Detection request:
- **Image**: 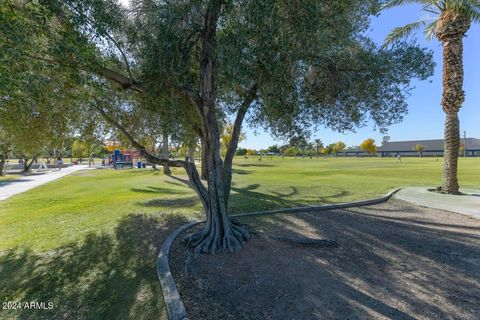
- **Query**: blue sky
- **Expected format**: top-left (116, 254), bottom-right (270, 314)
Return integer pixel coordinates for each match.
top-left (239, 4), bottom-right (480, 149)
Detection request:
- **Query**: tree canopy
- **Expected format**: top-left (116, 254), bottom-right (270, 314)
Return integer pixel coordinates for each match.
top-left (1, 0), bottom-right (435, 253)
top-left (360, 138), bottom-right (377, 155)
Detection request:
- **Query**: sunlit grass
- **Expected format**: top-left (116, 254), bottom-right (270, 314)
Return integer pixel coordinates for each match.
top-left (1, 157), bottom-right (479, 251)
top-left (0, 157), bottom-right (478, 319)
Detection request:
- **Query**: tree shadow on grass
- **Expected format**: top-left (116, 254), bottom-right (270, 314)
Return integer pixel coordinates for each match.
top-left (0, 179), bottom-right (35, 187)
top-left (229, 184), bottom-right (299, 211)
top-left (234, 163), bottom-right (275, 168)
top-left (229, 184), bottom-right (350, 212)
top-left (164, 175), bottom-right (352, 213)
top-left (231, 168), bottom-right (252, 175)
top-left (0, 214), bottom-right (188, 320)
top-left (130, 186), bottom-right (189, 195)
top-left (139, 197), bottom-right (199, 208)
top-left (163, 180), bottom-right (186, 187)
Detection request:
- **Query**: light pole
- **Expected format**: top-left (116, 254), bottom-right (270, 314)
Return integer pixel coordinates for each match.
top-left (464, 131), bottom-right (467, 158)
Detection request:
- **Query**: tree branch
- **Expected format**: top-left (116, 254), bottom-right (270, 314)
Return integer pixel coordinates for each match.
top-left (26, 53), bottom-right (145, 93)
top-left (97, 67), bottom-right (145, 93)
top-left (180, 85), bottom-right (202, 107)
top-left (97, 107), bottom-right (209, 204)
top-left (222, 83), bottom-right (257, 206)
top-left (66, 2), bottom-right (135, 83)
top-left (223, 83), bottom-right (258, 169)
top-left (178, 85), bottom-right (207, 138)
top-left (97, 108), bottom-right (180, 167)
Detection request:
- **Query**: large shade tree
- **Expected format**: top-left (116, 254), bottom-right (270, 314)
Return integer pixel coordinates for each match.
top-left (1, 0), bottom-right (89, 171)
top-left (4, 0), bottom-right (434, 253)
top-left (382, 0), bottom-right (480, 194)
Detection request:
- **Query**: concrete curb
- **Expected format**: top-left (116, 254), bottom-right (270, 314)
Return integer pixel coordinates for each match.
top-left (157, 188), bottom-right (401, 320)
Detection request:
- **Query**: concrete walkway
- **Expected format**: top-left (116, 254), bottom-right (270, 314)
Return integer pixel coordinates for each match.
top-left (0, 165), bottom-right (92, 201)
top-left (395, 187), bottom-right (480, 219)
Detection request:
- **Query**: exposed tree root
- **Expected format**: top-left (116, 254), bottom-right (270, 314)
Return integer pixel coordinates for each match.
top-left (186, 220), bottom-right (251, 255)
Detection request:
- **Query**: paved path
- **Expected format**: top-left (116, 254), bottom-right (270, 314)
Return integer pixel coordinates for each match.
top-left (0, 165), bottom-right (92, 201)
top-left (395, 187), bottom-right (480, 219)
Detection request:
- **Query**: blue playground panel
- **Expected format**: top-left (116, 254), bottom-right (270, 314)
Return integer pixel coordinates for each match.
top-left (111, 150), bottom-right (134, 169)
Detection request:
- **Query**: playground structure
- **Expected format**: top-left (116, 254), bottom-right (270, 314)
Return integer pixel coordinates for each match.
top-left (107, 149), bottom-right (144, 169)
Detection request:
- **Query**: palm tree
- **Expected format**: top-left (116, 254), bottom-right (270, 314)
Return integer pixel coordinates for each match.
top-left (382, 0), bottom-right (480, 194)
top-left (314, 138), bottom-right (323, 158)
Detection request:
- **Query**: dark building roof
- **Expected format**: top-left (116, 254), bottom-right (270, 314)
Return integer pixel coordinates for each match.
top-left (377, 138), bottom-right (480, 152)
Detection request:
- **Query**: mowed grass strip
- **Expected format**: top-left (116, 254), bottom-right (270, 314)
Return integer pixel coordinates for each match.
top-left (0, 169), bottom-right (202, 251)
top-left (228, 157), bottom-right (480, 211)
top-left (0, 169), bottom-right (198, 320)
top-left (1, 157), bottom-right (479, 251)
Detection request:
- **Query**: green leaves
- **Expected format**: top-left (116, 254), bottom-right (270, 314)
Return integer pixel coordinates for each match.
top-left (301, 40), bottom-right (434, 134)
top-left (0, 1), bottom-right (98, 158)
top-left (1, 0), bottom-right (436, 157)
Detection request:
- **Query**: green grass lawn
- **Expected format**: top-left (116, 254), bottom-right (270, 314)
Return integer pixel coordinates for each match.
top-left (229, 156), bottom-right (480, 211)
top-left (0, 157), bottom-right (478, 319)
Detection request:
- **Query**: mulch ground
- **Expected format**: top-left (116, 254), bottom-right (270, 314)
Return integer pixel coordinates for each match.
top-left (170, 199), bottom-right (480, 320)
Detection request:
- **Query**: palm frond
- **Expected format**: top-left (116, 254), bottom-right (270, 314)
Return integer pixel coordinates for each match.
top-left (445, 0), bottom-right (480, 23)
top-left (423, 6), bottom-right (440, 14)
top-left (446, 0), bottom-right (477, 11)
top-left (424, 20), bottom-right (438, 39)
top-left (470, 9), bottom-right (480, 23)
top-left (383, 21), bottom-right (425, 47)
top-left (463, 1), bottom-right (480, 23)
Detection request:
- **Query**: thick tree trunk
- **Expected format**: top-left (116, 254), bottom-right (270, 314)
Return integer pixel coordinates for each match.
top-left (96, 1), bottom-right (252, 254)
top-left (186, 127), bottom-right (250, 254)
top-left (184, 2), bottom-right (250, 253)
top-left (161, 131), bottom-right (171, 175)
top-left (437, 12), bottom-right (469, 194)
top-left (442, 113), bottom-right (460, 193)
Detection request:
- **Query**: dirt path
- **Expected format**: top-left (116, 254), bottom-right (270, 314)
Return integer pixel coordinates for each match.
top-left (171, 199), bottom-right (480, 320)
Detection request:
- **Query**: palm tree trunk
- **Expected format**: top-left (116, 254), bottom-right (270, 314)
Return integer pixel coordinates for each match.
top-left (443, 113), bottom-right (460, 193)
top-left (437, 12), bottom-right (470, 194)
